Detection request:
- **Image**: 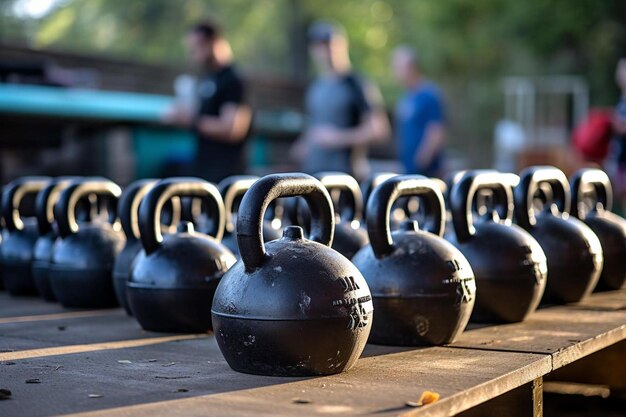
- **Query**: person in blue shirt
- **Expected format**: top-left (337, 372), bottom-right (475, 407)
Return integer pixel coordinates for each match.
top-left (391, 46), bottom-right (446, 176)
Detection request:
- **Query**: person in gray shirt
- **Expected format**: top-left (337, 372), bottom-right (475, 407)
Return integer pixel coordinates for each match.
top-left (291, 21), bottom-right (390, 178)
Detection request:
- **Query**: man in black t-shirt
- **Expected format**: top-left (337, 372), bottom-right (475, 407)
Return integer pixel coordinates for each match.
top-left (163, 21), bottom-right (251, 182)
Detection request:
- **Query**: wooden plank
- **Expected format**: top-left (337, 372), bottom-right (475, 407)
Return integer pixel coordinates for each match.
top-left (0, 292), bottom-right (79, 318)
top-left (0, 334), bottom-right (206, 362)
top-left (2, 289), bottom-right (623, 416)
top-left (0, 310), bottom-right (120, 325)
top-left (547, 340), bottom-right (626, 397)
top-left (566, 289), bottom-right (626, 312)
top-left (0, 301), bottom-right (551, 417)
top-left (450, 303), bottom-right (626, 370)
top-left (0, 341), bottom-right (549, 417)
top-left (0, 310), bottom-right (157, 350)
top-left (456, 378), bottom-right (543, 417)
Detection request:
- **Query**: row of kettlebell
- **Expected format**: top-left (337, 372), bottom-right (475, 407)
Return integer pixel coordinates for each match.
top-left (1, 168), bottom-right (624, 378)
top-left (206, 168), bottom-right (626, 376)
top-left (0, 177), bottom-right (126, 305)
top-left (0, 175), bottom-right (279, 306)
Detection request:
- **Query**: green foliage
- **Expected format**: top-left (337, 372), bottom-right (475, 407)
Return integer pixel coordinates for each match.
top-left (2, 0), bottom-right (625, 164)
top-left (2, 0), bottom-right (625, 104)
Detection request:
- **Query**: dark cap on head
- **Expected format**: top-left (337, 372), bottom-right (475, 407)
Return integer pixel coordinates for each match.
top-left (190, 20), bottom-right (222, 39)
top-left (307, 21), bottom-right (346, 43)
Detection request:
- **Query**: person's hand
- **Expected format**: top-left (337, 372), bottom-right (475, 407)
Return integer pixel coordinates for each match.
top-left (414, 149), bottom-right (432, 173)
top-left (161, 105), bottom-right (194, 128)
top-left (289, 135), bottom-right (310, 163)
top-left (309, 125), bottom-right (344, 149)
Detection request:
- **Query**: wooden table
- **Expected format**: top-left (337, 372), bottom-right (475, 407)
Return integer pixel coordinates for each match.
top-left (0, 290), bottom-right (624, 417)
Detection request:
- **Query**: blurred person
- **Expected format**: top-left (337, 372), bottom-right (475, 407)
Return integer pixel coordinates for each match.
top-left (613, 58), bottom-right (626, 208)
top-left (391, 46), bottom-right (446, 177)
top-left (290, 21), bottom-right (390, 177)
top-left (163, 21), bottom-right (251, 182)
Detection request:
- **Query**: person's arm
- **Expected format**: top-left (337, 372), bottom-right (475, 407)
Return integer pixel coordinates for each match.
top-left (195, 103), bottom-right (252, 144)
top-left (413, 93), bottom-right (446, 170)
top-left (414, 122), bottom-right (445, 169)
top-left (614, 104), bottom-right (626, 135)
top-left (310, 80), bottom-right (390, 149)
top-left (310, 109), bottom-right (389, 149)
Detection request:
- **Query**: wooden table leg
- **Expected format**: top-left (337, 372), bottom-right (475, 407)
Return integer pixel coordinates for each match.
top-left (547, 340), bottom-right (626, 399)
top-left (456, 377), bottom-right (543, 417)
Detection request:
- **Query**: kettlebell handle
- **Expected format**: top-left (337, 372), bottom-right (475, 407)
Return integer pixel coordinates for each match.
top-left (450, 171), bottom-right (514, 243)
top-left (237, 173), bottom-right (335, 272)
top-left (2, 176), bottom-right (51, 232)
top-left (316, 172), bottom-right (363, 223)
top-left (118, 179), bottom-right (157, 242)
top-left (367, 175), bottom-right (445, 258)
top-left (514, 166), bottom-right (570, 229)
top-left (139, 178), bottom-right (225, 255)
top-left (56, 179), bottom-right (122, 238)
top-left (569, 168), bottom-right (613, 219)
top-left (218, 175), bottom-right (259, 234)
top-left (362, 172), bottom-right (397, 218)
top-left (35, 178), bottom-right (74, 235)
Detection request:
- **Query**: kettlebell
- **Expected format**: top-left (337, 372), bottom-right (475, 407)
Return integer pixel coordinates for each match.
top-left (363, 172), bottom-right (413, 229)
top-left (448, 171), bottom-right (547, 323)
top-left (218, 175), bottom-right (282, 257)
top-left (128, 178), bottom-right (236, 333)
top-left (32, 178), bottom-right (80, 301)
top-left (1, 177), bottom-right (50, 295)
top-left (570, 169), bottom-right (626, 290)
top-left (353, 175), bottom-right (475, 346)
top-left (362, 172), bottom-right (398, 211)
top-left (400, 177), bottom-right (449, 233)
top-left (444, 171), bottom-right (514, 240)
top-left (49, 178), bottom-right (124, 307)
top-left (112, 179), bottom-right (158, 315)
top-left (314, 172), bottom-right (369, 259)
top-left (212, 173), bottom-right (373, 377)
top-left (514, 167), bottom-right (603, 303)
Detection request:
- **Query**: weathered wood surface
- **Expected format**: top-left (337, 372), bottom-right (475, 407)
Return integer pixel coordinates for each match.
top-left (0, 292), bottom-right (549, 417)
top-left (568, 289), bottom-right (626, 312)
top-left (0, 289), bottom-right (624, 417)
top-left (547, 341), bottom-right (626, 396)
top-left (457, 378), bottom-right (543, 417)
top-left (0, 337), bottom-right (549, 417)
top-left (0, 292), bottom-right (101, 318)
top-left (450, 299), bottom-right (626, 370)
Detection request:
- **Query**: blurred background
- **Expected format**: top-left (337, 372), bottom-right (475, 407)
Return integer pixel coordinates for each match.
top-left (1, 0), bottom-right (626, 205)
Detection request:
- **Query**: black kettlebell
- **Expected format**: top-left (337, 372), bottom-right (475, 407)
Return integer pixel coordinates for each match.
top-left (362, 172), bottom-right (398, 211)
top-left (448, 171), bottom-right (547, 323)
top-left (212, 173), bottom-right (373, 377)
top-left (112, 179), bottom-right (158, 315)
top-left (570, 169), bottom-right (626, 290)
top-left (353, 175), bottom-right (475, 346)
top-left (49, 178), bottom-right (124, 307)
top-left (1, 177), bottom-right (50, 295)
top-left (514, 167), bottom-right (603, 303)
top-left (32, 178), bottom-right (81, 301)
top-left (316, 172), bottom-right (369, 259)
top-left (128, 178), bottom-right (236, 333)
top-left (444, 171), bottom-right (513, 240)
top-left (282, 173), bottom-right (369, 258)
top-left (400, 177), bottom-right (449, 233)
top-left (219, 175), bottom-right (282, 257)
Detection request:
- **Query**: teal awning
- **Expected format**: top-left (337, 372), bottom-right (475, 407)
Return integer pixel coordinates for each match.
top-left (0, 84), bottom-right (174, 123)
